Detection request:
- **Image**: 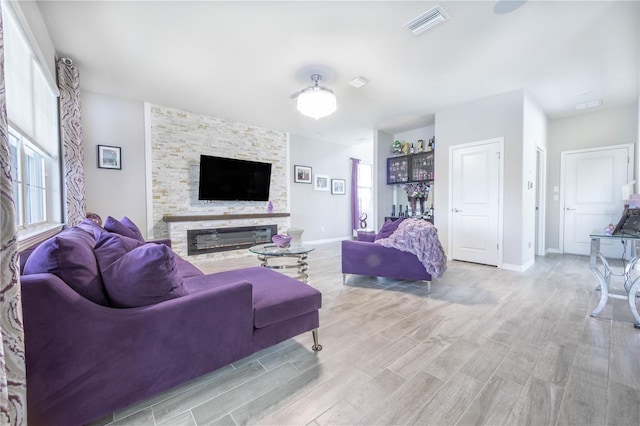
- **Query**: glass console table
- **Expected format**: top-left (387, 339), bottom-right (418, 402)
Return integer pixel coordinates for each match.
top-left (248, 243), bottom-right (314, 283)
top-left (589, 232), bottom-right (640, 328)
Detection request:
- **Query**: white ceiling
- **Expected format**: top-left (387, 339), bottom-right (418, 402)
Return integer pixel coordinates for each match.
top-left (36, 1), bottom-right (639, 144)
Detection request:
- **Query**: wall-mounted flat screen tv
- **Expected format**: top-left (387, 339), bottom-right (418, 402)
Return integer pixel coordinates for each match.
top-left (198, 155), bottom-right (272, 201)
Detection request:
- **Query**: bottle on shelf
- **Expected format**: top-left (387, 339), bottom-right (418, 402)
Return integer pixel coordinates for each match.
top-left (427, 138), bottom-right (433, 152)
top-left (410, 143), bottom-right (415, 154)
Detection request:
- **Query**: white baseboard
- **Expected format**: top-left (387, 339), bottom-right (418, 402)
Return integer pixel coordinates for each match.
top-left (306, 236), bottom-right (351, 245)
top-left (501, 258), bottom-right (535, 272)
top-left (546, 248), bottom-right (561, 254)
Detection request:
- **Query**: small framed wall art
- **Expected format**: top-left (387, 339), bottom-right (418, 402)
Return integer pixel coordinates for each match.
top-left (97, 145), bottom-right (122, 170)
top-left (331, 179), bottom-right (346, 195)
top-left (294, 165), bottom-right (312, 183)
top-left (314, 174), bottom-right (330, 191)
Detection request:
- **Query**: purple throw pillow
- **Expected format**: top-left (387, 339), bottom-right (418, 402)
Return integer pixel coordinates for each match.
top-left (104, 216), bottom-right (144, 242)
top-left (94, 231), bottom-right (144, 269)
top-left (375, 217), bottom-right (404, 241)
top-left (75, 218), bottom-right (103, 235)
top-left (93, 233), bottom-right (188, 308)
top-left (120, 216), bottom-right (145, 241)
top-left (23, 228), bottom-right (109, 306)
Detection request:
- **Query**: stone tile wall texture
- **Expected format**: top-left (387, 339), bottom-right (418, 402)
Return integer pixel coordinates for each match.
top-left (150, 104), bottom-right (289, 259)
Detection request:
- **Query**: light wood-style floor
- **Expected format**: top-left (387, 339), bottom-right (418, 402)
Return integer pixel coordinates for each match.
top-left (92, 241), bottom-right (640, 426)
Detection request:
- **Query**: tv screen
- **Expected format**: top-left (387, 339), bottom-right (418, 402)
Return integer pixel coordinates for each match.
top-left (198, 155), bottom-right (272, 201)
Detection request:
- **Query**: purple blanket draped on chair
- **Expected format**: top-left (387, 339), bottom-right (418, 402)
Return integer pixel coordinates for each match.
top-left (374, 219), bottom-right (447, 279)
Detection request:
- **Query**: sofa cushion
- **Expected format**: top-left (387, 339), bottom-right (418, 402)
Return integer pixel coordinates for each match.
top-left (23, 227), bottom-right (109, 305)
top-left (375, 217), bottom-right (404, 241)
top-left (175, 255), bottom-right (204, 278)
top-left (94, 232), bottom-right (189, 308)
top-left (104, 216), bottom-right (144, 242)
top-left (183, 267), bottom-right (321, 329)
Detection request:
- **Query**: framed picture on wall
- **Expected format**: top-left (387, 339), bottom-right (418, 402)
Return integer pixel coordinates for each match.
top-left (97, 145), bottom-right (122, 170)
top-left (331, 179), bottom-right (346, 195)
top-left (314, 174), bottom-right (329, 191)
top-left (294, 165), bottom-right (312, 183)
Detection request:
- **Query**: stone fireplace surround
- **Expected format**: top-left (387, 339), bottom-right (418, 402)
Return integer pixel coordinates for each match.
top-left (148, 104), bottom-right (290, 248)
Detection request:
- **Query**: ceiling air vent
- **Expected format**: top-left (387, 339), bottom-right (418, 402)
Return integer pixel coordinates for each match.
top-left (405, 5), bottom-right (449, 36)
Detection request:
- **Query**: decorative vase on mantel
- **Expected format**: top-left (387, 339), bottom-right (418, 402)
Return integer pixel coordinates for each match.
top-left (419, 197), bottom-right (426, 216)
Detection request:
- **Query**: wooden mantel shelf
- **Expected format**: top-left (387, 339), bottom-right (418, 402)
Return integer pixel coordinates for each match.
top-left (163, 213), bottom-right (290, 223)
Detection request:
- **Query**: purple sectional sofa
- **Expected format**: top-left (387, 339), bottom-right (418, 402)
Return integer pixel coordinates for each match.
top-left (19, 218), bottom-right (322, 426)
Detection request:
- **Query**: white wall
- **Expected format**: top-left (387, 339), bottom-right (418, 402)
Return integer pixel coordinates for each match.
top-left (546, 104), bottom-right (639, 250)
top-left (522, 92), bottom-right (548, 265)
top-left (81, 91), bottom-right (147, 233)
top-left (435, 90), bottom-right (525, 267)
top-left (290, 134), bottom-right (372, 242)
top-left (375, 130), bottom-right (394, 228)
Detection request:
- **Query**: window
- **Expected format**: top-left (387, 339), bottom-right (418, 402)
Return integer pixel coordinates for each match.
top-left (3, 2), bottom-right (61, 234)
top-left (10, 128), bottom-right (48, 227)
top-left (8, 133), bottom-right (22, 227)
top-left (357, 163), bottom-right (373, 223)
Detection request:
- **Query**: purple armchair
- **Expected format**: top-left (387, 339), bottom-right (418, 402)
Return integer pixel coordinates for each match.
top-left (341, 230), bottom-right (432, 292)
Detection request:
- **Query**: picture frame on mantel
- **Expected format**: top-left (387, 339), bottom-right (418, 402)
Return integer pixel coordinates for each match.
top-left (294, 165), bottom-right (312, 183)
top-left (97, 145), bottom-right (122, 170)
top-left (331, 179), bottom-right (346, 195)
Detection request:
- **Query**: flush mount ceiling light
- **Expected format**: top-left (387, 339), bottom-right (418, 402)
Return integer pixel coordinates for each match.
top-left (294, 74), bottom-right (337, 120)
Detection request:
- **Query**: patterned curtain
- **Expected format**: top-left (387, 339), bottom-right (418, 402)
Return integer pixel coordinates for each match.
top-left (57, 58), bottom-right (85, 226)
top-left (350, 158), bottom-right (360, 231)
top-left (0, 5), bottom-right (27, 425)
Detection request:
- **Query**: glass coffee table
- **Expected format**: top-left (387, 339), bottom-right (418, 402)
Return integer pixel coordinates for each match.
top-left (248, 243), bottom-right (315, 282)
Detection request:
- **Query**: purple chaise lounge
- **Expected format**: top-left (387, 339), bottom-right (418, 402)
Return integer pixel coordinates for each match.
top-left (19, 217), bottom-right (322, 426)
top-left (342, 218), bottom-right (443, 292)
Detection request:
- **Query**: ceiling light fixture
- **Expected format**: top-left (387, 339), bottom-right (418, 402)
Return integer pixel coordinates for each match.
top-left (296, 74), bottom-right (337, 120)
top-left (349, 76), bottom-right (368, 88)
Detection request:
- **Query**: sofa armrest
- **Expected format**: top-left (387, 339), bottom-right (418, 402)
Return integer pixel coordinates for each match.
top-left (21, 272), bottom-right (254, 425)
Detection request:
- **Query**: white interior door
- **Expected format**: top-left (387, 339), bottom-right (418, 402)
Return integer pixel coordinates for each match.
top-left (562, 145), bottom-right (632, 256)
top-left (451, 140), bottom-right (502, 266)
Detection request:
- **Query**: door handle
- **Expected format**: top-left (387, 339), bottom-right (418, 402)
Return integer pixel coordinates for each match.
top-left (453, 208), bottom-right (462, 213)
top-left (565, 207), bottom-right (576, 211)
